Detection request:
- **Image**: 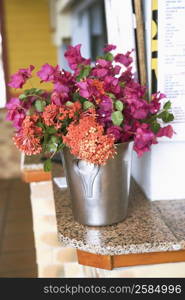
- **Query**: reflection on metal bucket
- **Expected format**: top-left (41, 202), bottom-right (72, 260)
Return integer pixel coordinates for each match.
top-left (61, 142), bottom-right (133, 226)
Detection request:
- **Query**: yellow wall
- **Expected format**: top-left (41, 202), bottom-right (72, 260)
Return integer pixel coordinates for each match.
top-left (4, 0), bottom-right (57, 92)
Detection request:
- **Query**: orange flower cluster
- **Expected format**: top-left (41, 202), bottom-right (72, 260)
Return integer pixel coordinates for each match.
top-left (58, 101), bottom-right (82, 121)
top-left (43, 104), bottom-right (59, 126)
top-left (63, 112), bottom-right (116, 165)
top-left (91, 79), bottom-right (105, 95)
top-left (42, 102), bottom-right (82, 129)
top-left (13, 115), bottom-right (43, 155)
top-left (91, 79), bottom-right (105, 104)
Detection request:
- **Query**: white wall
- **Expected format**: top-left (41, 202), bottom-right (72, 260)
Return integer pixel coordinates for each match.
top-left (105, 0), bottom-right (185, 201)
top-left (133, 0), bottom-right (185, 200)
top-left (132, 142), bottom-right (185, 200)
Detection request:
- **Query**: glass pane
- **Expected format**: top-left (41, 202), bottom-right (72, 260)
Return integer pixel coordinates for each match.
top-left (89, 0), bottom-right (107, 60)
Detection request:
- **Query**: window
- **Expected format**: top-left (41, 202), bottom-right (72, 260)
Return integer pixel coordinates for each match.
top-left (89, 1), bottom-right (107, 61)
top-left (71, 0), bottom-right (107, 60)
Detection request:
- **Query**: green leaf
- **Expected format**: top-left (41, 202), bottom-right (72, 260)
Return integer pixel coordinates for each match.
top-left (83, 65), bottom-right (91, 77)
top-left (44, 159), bottom-right (52, 172)
top-left (158, 111), bottom-right (174, 123)
top-left (115, 100), bottom-right (124, 111)
top-left (106, 93), bottom-right (116, 99)
top-left (37, 122), bottom-right (45, 129)
top-left (50, 136), bottom-right (58, 143)
top-left (47, 127), bottom-right (57, 134)
top-left (83, 101), bottom-right (95, 110)
top-left (151, 122), bottom-right (160, 133)
top-left (19, 94), bottom-right (27, 100)
top-left (76, 65), bottom-right (91, 81)
top-left (72, 93), bottom-right (79, 101)
top-left (35, 100), bottom-right (46, 112)
top-left (48, 143), bottom-right (58, 152)
top-left (104, 52), bottom-right (114, 61)
top-left (29, 88), bottom-right (37, 93)
top-left (24, 89), bottom-right (30, 95)
top-left (166, 113), bottom-right (174, 122)
top-left (72, 93), bottom-right (88, 103)
top-left (35, 88), bottom-right (43, 95)
top-left (163, 101), bottom-right (171, 110)
top-left (28, 107), bottom-right (36, 115)
top-left (96, 55), bottom-right (104, 60)
top-left (111, 111), bottom-right (124, 126)
top-left (66, 101), bottom-right (73, 106)
top-left (119, 81), bottom-right (125, 88)
top-left (57, 144), bottom-right (65, 151)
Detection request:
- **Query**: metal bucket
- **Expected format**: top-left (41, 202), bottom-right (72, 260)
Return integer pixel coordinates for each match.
top-left (61, 142), bottom-right (133, 226)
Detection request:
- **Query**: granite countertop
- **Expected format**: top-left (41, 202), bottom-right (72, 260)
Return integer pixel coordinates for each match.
top-left (23, 155), bottom-right (185, 256)
top-left (22, 154), bottom-right (45, 170)
top-left (23, 153), bottom-right (62, 172)
top-left (53, 174), bottom-right (185, 256)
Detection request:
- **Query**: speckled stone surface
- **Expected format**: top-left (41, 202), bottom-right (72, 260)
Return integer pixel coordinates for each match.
top-left (23, 154), bottom-right (63, 171)
top-left (24, 156), bottom-right (185, 256)
top-left (52, 176), bottom-right (185, 255)
top-left (154, 200), bottom-right (185, 250)
top-left (23, 154), bottom-right (44, 170)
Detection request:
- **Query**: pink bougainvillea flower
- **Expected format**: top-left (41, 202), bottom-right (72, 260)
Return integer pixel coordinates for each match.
top-left (124, 81), bottom-right (146, 100)
top-left (77, 79), bottom-right (105, 100)
top-left (63, 111), bottom-right (116, 165)
top-left (131, 105), bottom-right (149, 119)
top-left (107, 125), bottom-right (122, 142)
top-left (52, 83), bottom-right (69, 104)
top-left (123, 82), bottom-right (149, 119)
top-left (114, 51), bottom-right (133, 67)
top-left (77, 81), bottom-right (90, 98)
top-left (50, 69), bottom-right (75, 104)
top-left (6, 97), bottom-right (21, 113)
top-left (99, 95), bottom-right (113, 112)
top-left (64, 44), bottom-right (91, 71)
top-left (97, 95), bottom-right (113, 125)
top-left (134, 125), bottom-right (156, 157)
top-left (91, 57), bottom-right (113, 79)
top-left (8, 65), bottom-right (34, 89)
top-left (112, 65), bottom-right (121, 76)
top-left (103, 44), bottom-right (116, 52)
top-left (119, 67), bottom-right (133, 83)
top-left (6, 98), bottom-right (26, 130)
top-left (156, 125), bottom-right (174, 138)
top-left (37, 64), bottom-right (60, 82)
top-left (51, 91), bottom-right (63, 106)
top-left (149, 92), bottom-right (166, 114)
top-left (6, 110), bottom-right (25, 130)
top-left (55, 70), bottom-right (74, 91)
top-left (6, 96), bottom-right (36, 130)
top-left (91, 67), bottom-right (108, 78)
top-left (96, 59), bottom-right (112, 68)
top-left (103, 75), bottom-right (121, 95)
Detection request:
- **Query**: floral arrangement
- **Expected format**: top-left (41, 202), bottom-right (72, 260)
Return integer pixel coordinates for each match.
top-left (6, 44), bottom-right (174, 171)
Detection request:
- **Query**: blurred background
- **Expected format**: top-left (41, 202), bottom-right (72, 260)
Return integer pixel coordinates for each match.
top-left (0, 0), bottom-right (57, 278)
top-left (0, 0), bottom-right (108, 277)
